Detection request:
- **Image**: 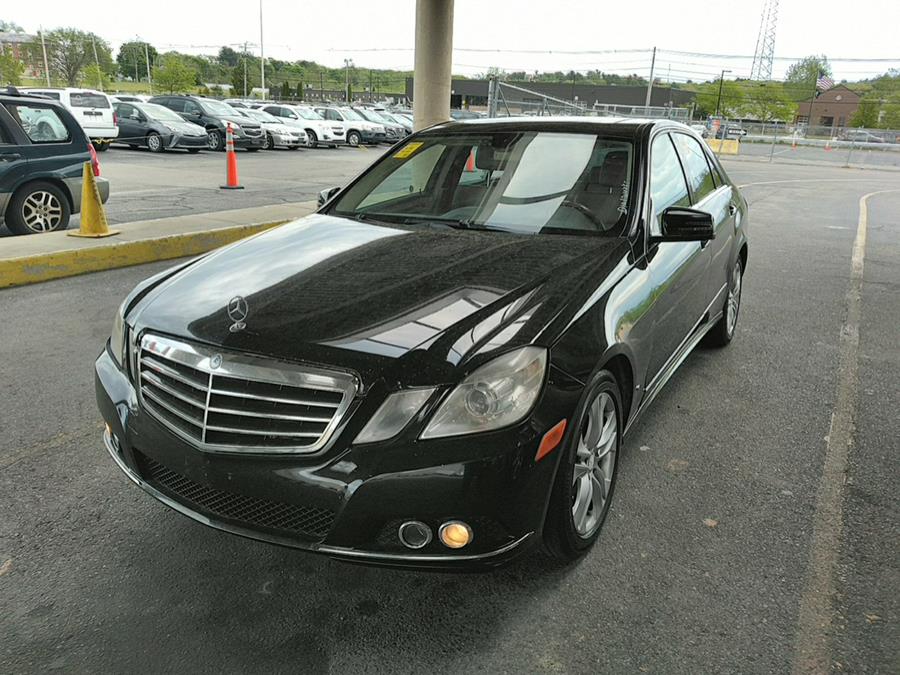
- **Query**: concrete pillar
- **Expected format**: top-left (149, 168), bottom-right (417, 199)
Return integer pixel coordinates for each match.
top-left (413, 0), bottom-right (454, 131)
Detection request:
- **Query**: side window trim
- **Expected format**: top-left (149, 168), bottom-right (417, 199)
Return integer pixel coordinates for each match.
top-left (670, 131), bottom-right (718, 206)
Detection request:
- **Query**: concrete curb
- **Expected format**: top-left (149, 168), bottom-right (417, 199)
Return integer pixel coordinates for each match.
top-left (0, 220), bottom-right (285, 289)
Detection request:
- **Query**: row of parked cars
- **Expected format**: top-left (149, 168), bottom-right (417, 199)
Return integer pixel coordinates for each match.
top-left (18, 87), bottom-right (416, 154)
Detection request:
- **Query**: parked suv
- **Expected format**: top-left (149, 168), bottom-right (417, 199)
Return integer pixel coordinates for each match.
top-left (149, 95), bottom-right (265, 151)
top-left (21, 87), bottom-right (119, 151)
top-left (352, 107), bottom-right (405, 143)
top-left (314, 106), bottom-right (386, 146)
top-left (1, 87), bottom-right (110, 235)
top-left (259, 104), bottom-right (342, 148)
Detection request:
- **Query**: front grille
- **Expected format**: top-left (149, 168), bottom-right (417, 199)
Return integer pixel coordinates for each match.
top-left (135, 450), bottom-right (335, 540)
top-left (138, 334), bottom-right (357, 454)
top-left (244, 127), bottom-right (263, 137)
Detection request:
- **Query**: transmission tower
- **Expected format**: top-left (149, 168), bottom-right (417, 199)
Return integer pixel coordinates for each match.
top-left (750, 0), bottom-right (779, 81)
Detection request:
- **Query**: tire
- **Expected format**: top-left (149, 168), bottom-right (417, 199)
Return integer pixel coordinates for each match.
top-left (543, 370), bottom-right (622, 563)
top-left (207, 129), bottom-right (223, 151)
top-left (703, 257), bottom-right (743, 348)
top-left (147, 132), bottom-right (164, 153)
top-left (5, 181), bottom-right (71, 235)
top-left (263, 133), bottom-right (274, 150)
top-left (347, 130), bottom-right (361, 147)
top-left (305, 130), bottom-right (317, 148)
top-left (93, 141), bottom-right (109, 152)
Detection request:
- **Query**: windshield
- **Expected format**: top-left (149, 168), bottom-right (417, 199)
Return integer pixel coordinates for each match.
top-left (355, 108), bottom-right (383, 123)
top-left (245, 109), bottom-right (279, 123)
top-left (338, 107), bottom-right (364, 121)
top-left (294, 107), bottom-right (323, 120)
top-left (200, 99), bottom-right (239, 116)
top-left (330, 131), bottom-right (634, 237)
top-left (139, 103), bottom-right (187, 122)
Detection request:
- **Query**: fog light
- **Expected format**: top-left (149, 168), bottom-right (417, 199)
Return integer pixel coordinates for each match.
top-left (439, 521), bottom-right (473, 549)
top-left (398, 521), bottom-right (432, 549)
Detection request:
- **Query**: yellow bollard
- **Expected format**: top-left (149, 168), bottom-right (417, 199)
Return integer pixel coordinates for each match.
top-left (68, 162), bottom-right (119, 238)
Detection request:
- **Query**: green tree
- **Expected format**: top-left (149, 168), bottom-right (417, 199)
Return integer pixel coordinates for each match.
top-left (116, 41), bottom-right (157, 81)
top-left (80, 63), bottom-right (110, 90)
top-left (218, 46), bottom-right (240, 68)
top-left (153, 54), bottom-right (196, 93)
top-left (0, 20), bottom-right (25, 32)
top-left (0, 50), bottom-right (24, 85)
top-left (43, 28), bottom-right (112, 86)
top-left (743, 82), bottom-right (797, 121)
top-left (695, 79), bottom-right (746, 118)
top-left (784, 55), bottom-right (832, 100)
top-left (280, 80), bottom-right (290, 99)
top-left (852, 72), bottom-right (900, 128)
top-left (230, 59), bottom-right (257, 97)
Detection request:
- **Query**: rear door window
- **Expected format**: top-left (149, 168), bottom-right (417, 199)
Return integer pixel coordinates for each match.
top-left (162, 98), bottom-right (184, 113)
top-left (183, 100), bottom-right (203, 116)
top-left (4, 104), bottom-right (71, 143)
top-left (69, 92), bottom-right (110, 108)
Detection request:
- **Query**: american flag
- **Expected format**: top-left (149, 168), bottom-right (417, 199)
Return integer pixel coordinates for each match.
top-left (816, 74), bottom-right (835, 91)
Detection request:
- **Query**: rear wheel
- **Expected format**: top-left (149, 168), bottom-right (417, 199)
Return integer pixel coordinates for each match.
top-left (93, 140), bottom-right (109, 152)
top-left (6, 182), bottom-right (71, 235)
top-left (147, 132), bottom-right (164, 153)
top-left (703, 258), bottom-right (743, 347)
top-left (305, 130), bottom-right (318, 148)
top-left (543, 370), bottom-right (621, 562)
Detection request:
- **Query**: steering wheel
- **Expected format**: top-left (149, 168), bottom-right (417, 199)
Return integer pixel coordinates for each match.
top-left (561, 200), bottom-right (607, 230)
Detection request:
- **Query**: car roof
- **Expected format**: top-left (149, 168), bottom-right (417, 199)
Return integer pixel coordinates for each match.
top-left (425, 116), bottom-right (688, 138)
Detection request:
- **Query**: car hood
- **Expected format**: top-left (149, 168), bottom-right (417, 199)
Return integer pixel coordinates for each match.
top-left (222, 115), bottom-right (259, 128)
top-left (132, 214), bottom-right (630, 386)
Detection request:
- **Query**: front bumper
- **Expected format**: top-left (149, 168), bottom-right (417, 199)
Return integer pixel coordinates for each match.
top-left (360, 130), bottom-right (387, 144)
top-left (272, 132), bottom-right (306, 147)
top-left (234, 134), bottom-right (266, 149)
top-left (169, 133), bottom-right (208, 149)
top-left (95, 346), bottom-right (575, 570)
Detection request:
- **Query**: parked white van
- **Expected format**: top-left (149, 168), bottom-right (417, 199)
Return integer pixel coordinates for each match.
top-left (21, 88), bottom-right (119, 151)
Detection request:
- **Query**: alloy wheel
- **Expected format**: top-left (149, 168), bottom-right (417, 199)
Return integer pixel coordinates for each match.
top-left (207, 131), bottom-right (221, 151)
top-left (572, 391), bottom-right (617, 538)
top-left (726, 261), bottom-right (742, 337)
top-left (147, 133), bottom-right (162, 152)
top-left (22, 191), bottom-right (63, 233)
top-left (306, 131), bottom-right (317, 148)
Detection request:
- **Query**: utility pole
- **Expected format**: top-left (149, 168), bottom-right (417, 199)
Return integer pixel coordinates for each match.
top-left (644, 46), bottom-right (656, 110)
top-left (243, 42), bottom-right (248, 98)
top-left (715, 69), bottom-right (731, 117)
top-left (344, 58), bottom-right (353, 102)
top-left (144, 42), bottom-right (153, 94)
top-left (39, 28), bottom-right (51, 86)
top-left (259, 0), bottom-right (265, 97)
top-left (91, 36), bottom-right (103, 91)
top-left (320, 72), bottom-right (324, 101)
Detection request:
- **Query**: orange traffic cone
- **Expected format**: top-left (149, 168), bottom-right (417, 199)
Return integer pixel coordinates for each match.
top-left (824, 137), bottom-right (833, 152)
top-left (464, 149), bottom-right (476, 172)
top-left (791, 134), bottom-right (797, 150)
top-left (220, 123), bottom-right (244, 190)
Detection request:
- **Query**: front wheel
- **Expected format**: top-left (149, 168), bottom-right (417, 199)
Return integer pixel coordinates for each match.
top-left (263, 133), bottom-right (274, 150)
top-left (543, 370), bottom-right (621, 562)
top-left (703, 257), bottom-right (743, 347)
top-left (207, 130), bottom-right (223, 151)
top-left (347, 130), bottom-right (361, 147)
top-left (147, 132), bottom-right (164, 153)
top-left (305, 130), bottom-right (317, 148)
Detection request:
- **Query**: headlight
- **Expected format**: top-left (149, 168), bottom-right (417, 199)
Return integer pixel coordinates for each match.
top-left (355, 388), bottom-right (436, 444)
top-left (161, 123), bottom-right (178, 132)
top-left (109, 299), bottom-right (128, 367)
top-left (228, 123), bottom-right (243, 135)
top-left (421, 347), bottom-right (547, 439)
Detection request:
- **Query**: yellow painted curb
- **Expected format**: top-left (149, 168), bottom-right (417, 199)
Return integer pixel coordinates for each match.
top-left (0, 220), bottom-right (286, 290)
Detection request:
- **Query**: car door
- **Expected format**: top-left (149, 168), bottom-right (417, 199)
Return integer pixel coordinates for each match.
top-left (182, 100), bottom-right (205, 126)
top-left (643, 131), bottom-right (712, 386)
top-left (670, 132), bottom-right (735, 309)
top-left (0, 108), bottom-right (30, 212)
top-left (114, 103), bottom-right (142, 146)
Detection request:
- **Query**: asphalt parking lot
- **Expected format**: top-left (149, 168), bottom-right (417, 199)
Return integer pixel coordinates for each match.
top-left (1, 161), bottom-right (897, 673)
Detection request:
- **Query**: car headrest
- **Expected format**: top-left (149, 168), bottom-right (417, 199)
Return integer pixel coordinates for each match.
top-left (595, 151), bottom-right (629, 188)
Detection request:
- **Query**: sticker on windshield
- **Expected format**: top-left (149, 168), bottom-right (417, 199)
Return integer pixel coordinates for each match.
top-left (393, 142), bottom-right (423, 159)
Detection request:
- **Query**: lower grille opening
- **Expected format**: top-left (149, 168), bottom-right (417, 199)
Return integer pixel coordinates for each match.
top-left (134, 450), bottom-right (335, 541)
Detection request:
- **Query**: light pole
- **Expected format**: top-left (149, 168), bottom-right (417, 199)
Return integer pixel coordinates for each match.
top-left (344, 58), bottom-right (354, 102)
top-left (715, 69), bottom-right (732, 118)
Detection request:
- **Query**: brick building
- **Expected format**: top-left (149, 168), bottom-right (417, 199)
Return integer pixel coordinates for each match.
top-left (795, 84), bottom-right (861, 130)
top-left (0, 32), bottom-right (44, 79)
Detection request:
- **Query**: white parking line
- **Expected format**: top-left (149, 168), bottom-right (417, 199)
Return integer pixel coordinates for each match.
top-left (792, 189), bottom-right (899, 674)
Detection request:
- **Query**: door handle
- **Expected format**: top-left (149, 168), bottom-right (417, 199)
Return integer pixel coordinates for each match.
top-left (728, 203), bottom-right (737, 216)
top-left (0, 153), bottom-right (22, 161)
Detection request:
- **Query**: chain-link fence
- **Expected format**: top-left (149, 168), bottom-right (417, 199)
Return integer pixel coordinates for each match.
top-left (701, 120), bottom-right (900, 170)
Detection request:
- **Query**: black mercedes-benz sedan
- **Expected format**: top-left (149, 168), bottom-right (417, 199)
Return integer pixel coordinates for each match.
top-left (95, 117), bottom-right (748, 570)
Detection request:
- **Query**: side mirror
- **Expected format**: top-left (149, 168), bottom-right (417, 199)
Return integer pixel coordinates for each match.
top-left (654, 207), bottom-right (714, 243)
top-left (318, 186), bottom-right (341, 207)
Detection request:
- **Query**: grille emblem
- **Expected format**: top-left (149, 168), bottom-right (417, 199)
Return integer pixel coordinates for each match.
top-left (210, 354), bottom-right (223, 369)
top-left (227, 296), bottom-right (248, 333)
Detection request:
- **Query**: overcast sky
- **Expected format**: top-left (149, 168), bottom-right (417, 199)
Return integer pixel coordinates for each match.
top-left (9, 0), bottom-right (900, 82)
